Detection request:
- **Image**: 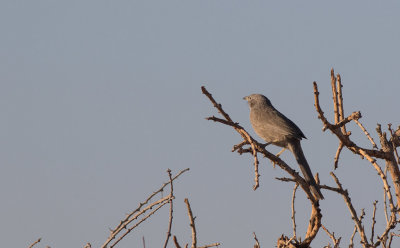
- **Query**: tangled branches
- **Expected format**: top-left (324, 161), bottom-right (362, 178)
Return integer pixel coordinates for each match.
top-left (202, 68), bottom-right (400, 248)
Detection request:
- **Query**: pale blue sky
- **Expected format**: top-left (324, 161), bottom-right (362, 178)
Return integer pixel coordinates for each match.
top-left (1, 1), bottom-right (400, 247)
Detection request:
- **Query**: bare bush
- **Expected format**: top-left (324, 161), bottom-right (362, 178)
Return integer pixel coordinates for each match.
top-left (29, 69), bottom-right (400, 248)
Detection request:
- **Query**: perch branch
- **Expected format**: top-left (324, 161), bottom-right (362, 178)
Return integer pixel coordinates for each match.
top-left (202, 87), bottom-right (260, 190)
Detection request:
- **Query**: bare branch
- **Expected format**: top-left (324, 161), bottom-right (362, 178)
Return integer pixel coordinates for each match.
top-left (182, 198), bottom-right (220, 248)
top-left (388, 232), bottom-right (400, 247)
top-left (333, 142), bottom-right (344, 169)
top-left (28, 238), bottom-right (41, 248)
top-left (198, 243), bottom-right (221, 248)
top-left (370, 200), bottom-right (378, 244)
top-left (336, 73), bottom-right (347, 135)
top-left (376, 124), bottom-right (400, 208)
top-left (333, 111), bottom-right (362, 130)
top-left (163, 169), bottom-right (174, 248)
top-left (354, 119), bottom-right (377, 149)
top-left (313, 82), bottom-right (387, 160)
top-left (384, 165), bottom-right (390, 225)
top-left (201, 87), bottom-right (234, 123)
top-left (276, 235), bottom-right (297, 248)
top-left (109, 199), bottom-right (171, 248)
top-left (388, 124), bottom-right (400, 165)
top-left (349, 225), bottom-right (357, 248)
top-left (330, 172), bottom-right (369, 247)
top-left (291, 183), bottom-right (299, 239)
top-left (357, 149), bottom-right (396, 215)
top-left (202, 86), bottom-right (261, 190)
top-left (330, 68), bottom-right (340, 124)
top-left (393, 126), bottom-right (400, 147)
top-left (83, 243), bottom-right (92, 248)
top-left (185, 198), bottom-right (197, 248)
top-left (173, 236), bottom-right (182, 248)
top-left (253, 232), bottom-right (261, 248)
top-left (321, 224), bottom-right (341, 248)
top-left (232, 140), bottom-right (249, 153)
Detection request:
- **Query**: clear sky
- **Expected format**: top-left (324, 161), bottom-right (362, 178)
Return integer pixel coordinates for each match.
top-left (1, 1), bottom-right (400, 247)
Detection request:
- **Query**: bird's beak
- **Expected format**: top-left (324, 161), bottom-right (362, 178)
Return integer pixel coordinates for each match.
top-left (243, 96), bottom-right (248, 101)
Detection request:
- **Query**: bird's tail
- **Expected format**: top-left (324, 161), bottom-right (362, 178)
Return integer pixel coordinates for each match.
top-left (288, 139), bottom-right (324, 200)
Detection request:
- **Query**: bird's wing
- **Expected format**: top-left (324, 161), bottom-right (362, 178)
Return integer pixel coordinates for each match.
top-left (254, 106), bottom-right (306, 140)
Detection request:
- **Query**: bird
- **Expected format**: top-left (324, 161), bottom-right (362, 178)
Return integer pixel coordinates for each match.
top-left (243, 93), bottom-right (324, 200)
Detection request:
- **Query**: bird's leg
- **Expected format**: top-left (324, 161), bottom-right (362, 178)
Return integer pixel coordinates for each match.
top-left (276, 148), bottom-right (286, 157)
top-left (272, 148), bottom-right (286, 168)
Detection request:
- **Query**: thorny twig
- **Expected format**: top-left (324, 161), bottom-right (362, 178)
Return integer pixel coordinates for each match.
top-left (110, 197), bottom-right (172, 248)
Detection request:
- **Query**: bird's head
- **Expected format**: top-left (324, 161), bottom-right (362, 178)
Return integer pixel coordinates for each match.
top-left (243, 94), bottom-right (272, 108)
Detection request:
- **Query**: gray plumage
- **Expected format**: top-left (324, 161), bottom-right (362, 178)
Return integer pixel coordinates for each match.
top-left (244, 94), bottom-right (324, 200)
